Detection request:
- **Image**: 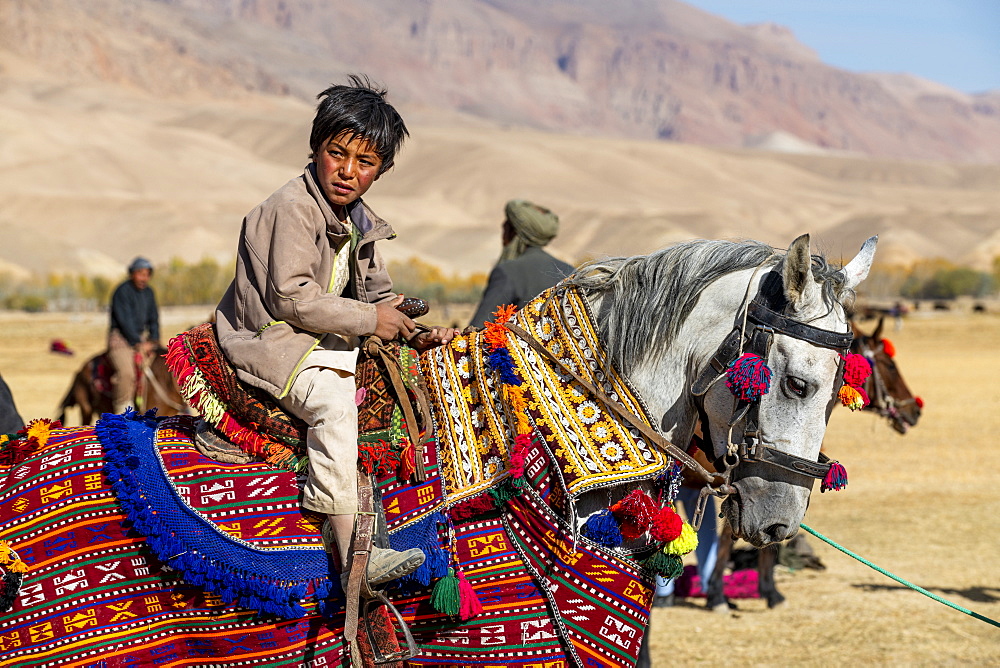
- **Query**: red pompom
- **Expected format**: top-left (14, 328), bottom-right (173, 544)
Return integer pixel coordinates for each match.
top-left (611, 490), bottom-right (657, 541)
top-left (880, 338), bottom-right (895, 358)
top-left (650, 506), bottom-right (683, 542)
top-left (915, 396), bottom-right (924, 408)
top-left (842, 353), bottom-right (871, 387)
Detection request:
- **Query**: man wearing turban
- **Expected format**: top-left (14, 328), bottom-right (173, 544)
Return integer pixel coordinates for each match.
top-left (469, 199), bottom-right (575, 327)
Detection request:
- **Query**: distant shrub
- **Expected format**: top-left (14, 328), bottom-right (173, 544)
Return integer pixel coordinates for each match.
top-left (388, 257), bottom-right (486, 305)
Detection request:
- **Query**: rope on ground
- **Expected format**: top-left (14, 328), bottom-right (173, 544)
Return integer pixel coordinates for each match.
top-left (800, 523), bottom-right (1000, 630)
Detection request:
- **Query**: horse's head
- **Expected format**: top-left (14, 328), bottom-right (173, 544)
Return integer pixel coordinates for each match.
top-left (571, 234), bottom-right (877, 548)
top-left (851, 317), bottom-right (921, 433)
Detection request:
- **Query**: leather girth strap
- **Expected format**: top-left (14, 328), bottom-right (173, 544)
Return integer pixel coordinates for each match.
top-left (343, 472), bottom-right (421, 665)
top-left (344, 472), bottom-right (376, 655)
top-left (504, 322), bottom-right (717, 485)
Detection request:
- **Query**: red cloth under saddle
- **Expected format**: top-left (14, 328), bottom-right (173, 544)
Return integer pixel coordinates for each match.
top-left (165, 323), bottom-right (410, 471)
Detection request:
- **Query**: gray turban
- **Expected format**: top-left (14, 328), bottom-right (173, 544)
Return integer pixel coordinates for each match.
top-left (500, 199), bottom-right (560, 262)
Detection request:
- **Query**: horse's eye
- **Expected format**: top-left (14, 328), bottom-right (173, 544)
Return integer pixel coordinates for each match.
top-left (786, 376), bottom-right (807, 396)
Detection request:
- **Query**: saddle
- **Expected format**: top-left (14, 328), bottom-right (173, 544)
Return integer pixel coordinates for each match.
top-left (166, 320), bottom-right (434, 661)
top-left (165, 322), bottom-right (432, 479)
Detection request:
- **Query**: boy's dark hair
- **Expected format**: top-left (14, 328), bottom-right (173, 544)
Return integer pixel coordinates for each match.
top-left (310, 75), bottom-right (408, 174)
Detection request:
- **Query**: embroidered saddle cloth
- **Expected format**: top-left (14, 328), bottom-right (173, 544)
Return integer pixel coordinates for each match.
top-left (421, 286), bottom-right (670, 504)
top-left (165, 323), bottom-right (426, 475)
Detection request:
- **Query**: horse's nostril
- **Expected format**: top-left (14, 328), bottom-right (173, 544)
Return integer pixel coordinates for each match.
top-left (765, 523), bottom-right (789, 544)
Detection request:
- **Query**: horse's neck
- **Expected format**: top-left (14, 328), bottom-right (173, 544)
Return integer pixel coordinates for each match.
top-left (593, 269), bottom-right (754, 449)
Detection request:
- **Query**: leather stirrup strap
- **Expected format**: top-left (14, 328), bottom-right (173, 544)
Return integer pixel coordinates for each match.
top-left (505, 323), bottom-right (717, 484)
top-left (365, 337), bottom-right (428, 482)
top-left (344, 472), bottom-right (376, 648)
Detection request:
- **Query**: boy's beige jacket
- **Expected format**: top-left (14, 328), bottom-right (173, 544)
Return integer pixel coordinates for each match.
top-left (215, 165), bottom-right (396, 399)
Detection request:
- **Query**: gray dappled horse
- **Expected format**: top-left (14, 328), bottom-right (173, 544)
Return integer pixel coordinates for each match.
top-left (0, 234), bottom-right (876, 667)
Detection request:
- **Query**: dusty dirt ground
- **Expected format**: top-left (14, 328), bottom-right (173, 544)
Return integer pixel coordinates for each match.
top-left (0, 306), bottom-right (997, 665)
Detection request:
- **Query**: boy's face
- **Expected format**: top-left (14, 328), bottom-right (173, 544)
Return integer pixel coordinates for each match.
top-left (314, 131), bottom-right (383, 213)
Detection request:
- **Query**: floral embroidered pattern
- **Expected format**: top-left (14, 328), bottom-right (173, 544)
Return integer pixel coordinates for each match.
top-left (421, 287), bottom-right (668, 502)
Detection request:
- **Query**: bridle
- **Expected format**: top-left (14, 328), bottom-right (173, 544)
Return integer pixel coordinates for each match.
top-left (689, 280), bottom-right (853, 519)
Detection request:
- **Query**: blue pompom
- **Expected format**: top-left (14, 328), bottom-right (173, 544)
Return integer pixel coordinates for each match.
top-left (581, 508), bottom-right (623, 547)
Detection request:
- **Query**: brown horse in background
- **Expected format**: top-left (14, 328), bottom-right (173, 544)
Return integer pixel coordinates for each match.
top-left (56, 349), bottom-right (187, 425)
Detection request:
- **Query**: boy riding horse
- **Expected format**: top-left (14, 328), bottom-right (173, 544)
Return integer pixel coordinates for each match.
top-left (214, 75), bottom-right (458, 590)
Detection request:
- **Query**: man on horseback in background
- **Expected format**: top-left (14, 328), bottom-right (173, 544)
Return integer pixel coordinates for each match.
top-left (214, 75), bottom-right (458, 591)
top-left (469, 199), bottom-right (575, 328)
top-left (108, 256), bottom-right (160, 414)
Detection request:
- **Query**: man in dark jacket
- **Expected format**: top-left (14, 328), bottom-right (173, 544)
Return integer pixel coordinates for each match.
top-left (108, 257), bottom-right (160, 413)
top-left (469, 199), bottom-right (575, 327)
top-left (0, 373), bottom-right (23, 433)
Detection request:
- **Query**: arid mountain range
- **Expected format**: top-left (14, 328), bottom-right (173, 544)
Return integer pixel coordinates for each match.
top-left (0, 0), bottom-right (998, 283)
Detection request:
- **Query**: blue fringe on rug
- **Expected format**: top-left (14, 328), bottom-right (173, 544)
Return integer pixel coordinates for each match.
top-left (97, 410), bottom-right (334, 619)
top-left (388, 511), bottom-right (449, 587)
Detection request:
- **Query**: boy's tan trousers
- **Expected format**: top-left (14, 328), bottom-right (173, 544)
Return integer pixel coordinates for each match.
top-left (278, 337), bottom-right (360, 515)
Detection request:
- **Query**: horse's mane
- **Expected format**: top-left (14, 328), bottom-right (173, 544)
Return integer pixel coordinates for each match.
top-left (564, 238), bottom-right (850, 375)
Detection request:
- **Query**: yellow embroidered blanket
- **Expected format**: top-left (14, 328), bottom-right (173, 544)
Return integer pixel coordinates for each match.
top-left (421, 287), bottom-right (669, 502)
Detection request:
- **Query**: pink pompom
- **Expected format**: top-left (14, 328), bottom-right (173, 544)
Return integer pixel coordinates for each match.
top-left (457, 568), bottom-right (483, 620)
top-left (842, 353), bottom-right (871, 387)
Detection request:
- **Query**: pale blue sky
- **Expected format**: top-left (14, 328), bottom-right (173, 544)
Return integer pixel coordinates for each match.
top-left (685, 1), bottom-right (1000, 94)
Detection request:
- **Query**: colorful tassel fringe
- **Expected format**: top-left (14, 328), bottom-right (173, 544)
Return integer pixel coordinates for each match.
top-left (650, 506), bottom-right (684, 543)
top-left (610, 490), bottom-right (657, 541)
top-left (388, 512), bottom-right (449, 587)
top-left (456, 568), bottom-right (483, 620)
top-left (483, 305), bottom-right (536, 492)
top-left (821, 461), bottom-right (848, 493)
top-left (725, 353), bottom-right (772, 402)
top-left (842, 353), bottom-right (872, 387)
top-left (430, 568), bottom-right (461, 617)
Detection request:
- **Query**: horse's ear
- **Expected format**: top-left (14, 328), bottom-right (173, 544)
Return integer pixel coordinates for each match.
top-left (873, 316), bottom-right (884, 341)
top-left (782, 233), bottom-right (816, 309)
top-left (841, 235), bottom-right (878, 291)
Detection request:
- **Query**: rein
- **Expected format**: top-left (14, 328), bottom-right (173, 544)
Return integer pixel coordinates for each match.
top-left (504, 322), bottom-right (718, 486)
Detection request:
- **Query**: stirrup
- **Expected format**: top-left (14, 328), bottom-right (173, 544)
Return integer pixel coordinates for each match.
top-left (362, 591), bottom-right (421, 664)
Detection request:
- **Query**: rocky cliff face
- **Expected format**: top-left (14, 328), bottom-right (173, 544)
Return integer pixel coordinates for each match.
top-left (3, 0), bottom-right (998, 162)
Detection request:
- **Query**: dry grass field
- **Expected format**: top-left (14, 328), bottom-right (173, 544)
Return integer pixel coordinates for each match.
top-left (0, 306), bottom-right (997, 665)
top-left (650, 311), bottom-right (1000, 666)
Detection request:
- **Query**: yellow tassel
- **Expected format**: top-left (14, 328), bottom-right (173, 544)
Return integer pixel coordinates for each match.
top-left (0, 540), bottom-right (27, 574)
top-left (664, 522), bottom-right (699, 555)
top-left (25, 419), bottom-right (56, 449)
top-left (839, 385), bottom-right (865, 411)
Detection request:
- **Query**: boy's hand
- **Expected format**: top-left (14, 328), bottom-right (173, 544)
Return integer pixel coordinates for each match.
top-left (374, 295), bottom-right (416, 341)
top-left (407, 326), bottom-right (461, 352)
